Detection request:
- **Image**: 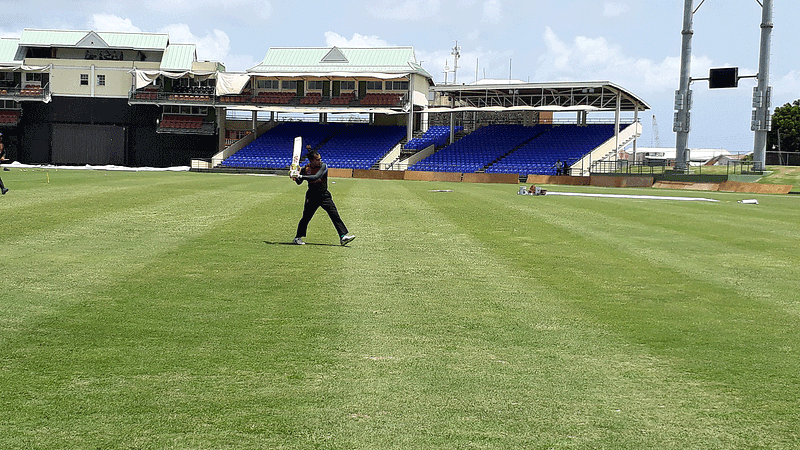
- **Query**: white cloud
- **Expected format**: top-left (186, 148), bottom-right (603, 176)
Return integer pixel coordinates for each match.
top-left (368, 0), bottom-right (441, 20)
top-left (159, 23), bottom-right (231, 64)
top-left (774, 70), bottom-right (800, 99)
top-left (324, 32), bottom-right (390, 48)
top-left (536, 27), bottom-right (714, 94)
top-left (88, 14), bottom-right (142, 33)
top-left (603, 2), bottom-right (629, 18)
top-left (82, 14), bottom-right (258, 71)
top-left (482, 0), bottom-right (502, 24)
top-left (143, 0), bottom-right (272, 21)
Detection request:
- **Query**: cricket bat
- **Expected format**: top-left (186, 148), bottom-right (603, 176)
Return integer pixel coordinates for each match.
top-left (289, 136), bottom-right (302, 178)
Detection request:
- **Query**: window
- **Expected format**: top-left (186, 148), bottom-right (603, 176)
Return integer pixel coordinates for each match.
top-left (25, 73), bottom-right (43, 82)
top-left (340, 80), bottom-right (355, 91)
top-left (387, 80), bottom-right (409, 90)
top-left (257, 79), bottom-right (279, 89)
top-left (281, 80), bottom-right (298, 90)
top-left (307, 80), bottom-right (325, 90)
top-left (97, 75), bottom-right (106, 86)
top-left (80, 74), bottom-right (89, 86)
top-left (366, 81), bottom-right (383, 90)
top-left (163, 105), bottom-right (207, 116)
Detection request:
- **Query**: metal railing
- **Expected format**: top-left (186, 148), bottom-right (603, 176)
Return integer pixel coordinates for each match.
top-left (591, 160), bottom-right (763, 176)
top-left (0, 83), bottom-right (51, 101)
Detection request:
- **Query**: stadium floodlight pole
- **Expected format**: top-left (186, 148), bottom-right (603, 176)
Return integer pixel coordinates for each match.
top-left (451, 41), bottom-right (461, 85)
top-left (674, 0), bottom-right (694, 173)
top-left (752, 0), bottom-right (773, 172)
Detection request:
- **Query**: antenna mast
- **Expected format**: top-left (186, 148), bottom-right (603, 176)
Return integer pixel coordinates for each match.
top-left (451, 41), bottom-right (461, 84)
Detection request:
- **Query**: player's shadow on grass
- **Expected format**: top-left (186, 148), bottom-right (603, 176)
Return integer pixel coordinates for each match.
top-left (263, 240), bottom-right (342, 247)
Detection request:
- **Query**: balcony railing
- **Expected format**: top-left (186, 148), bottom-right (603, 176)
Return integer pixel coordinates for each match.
top-left (0, 83), bottom-right (51, 101)
top-left (129, 88), bottom-right (409, 110)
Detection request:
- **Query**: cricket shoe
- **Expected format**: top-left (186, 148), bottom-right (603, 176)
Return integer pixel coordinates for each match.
top-left (1, 188), bottom-right (7, 195)
top-left (293, 237), bottom-right (305, 245)
top-left (340, 234), bottom-right (356, 246)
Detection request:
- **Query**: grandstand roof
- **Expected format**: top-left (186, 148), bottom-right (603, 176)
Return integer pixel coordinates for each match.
top-left (19, 29), bottom-right (170, 51)
top-left (248, 46), bottom-right (433, 80)
top-left (430, 81), bottom-right (650, 112)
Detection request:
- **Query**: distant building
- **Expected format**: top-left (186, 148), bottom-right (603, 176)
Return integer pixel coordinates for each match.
top-left (635, 147), bottom-right (732, 166)
top-left (0, 29), bottom-right (223, 166)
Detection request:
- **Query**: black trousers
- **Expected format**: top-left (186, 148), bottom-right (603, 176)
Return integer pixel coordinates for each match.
top-left (295, 190), bottom-right (348, 238)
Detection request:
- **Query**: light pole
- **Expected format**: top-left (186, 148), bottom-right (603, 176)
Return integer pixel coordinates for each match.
top-left (752, 0), bottom-right (773, 172)
top-left (673, 0), bottom-right (694, 173)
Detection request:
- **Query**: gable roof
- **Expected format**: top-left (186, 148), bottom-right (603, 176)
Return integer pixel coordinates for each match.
top-left (248, 46), bottom-right (433, 80)
top-left (19, 29), bottom-right (169, 51)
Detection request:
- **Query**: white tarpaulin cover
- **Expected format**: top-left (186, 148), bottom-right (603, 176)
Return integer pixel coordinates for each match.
top-left (413, 90), bottom-right (427, 108)
top-left (132, 70), bottom-right (215, 89)
top-left (215, 73), bottom-right (251, 95)
top-left (135, 70), bottom-right (187, 89)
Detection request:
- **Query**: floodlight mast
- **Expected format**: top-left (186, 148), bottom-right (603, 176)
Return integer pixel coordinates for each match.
top-left (674, 0), bottom-right (694, 173)
top-left (752, 0), bottom-right (773, 171)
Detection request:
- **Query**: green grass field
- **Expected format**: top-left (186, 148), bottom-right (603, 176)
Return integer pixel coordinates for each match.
top-left (2, 168), bottom-right (799, 449)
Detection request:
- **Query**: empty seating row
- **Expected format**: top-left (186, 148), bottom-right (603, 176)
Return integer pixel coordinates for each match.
top-left (330, 92), bottom-right (356, 105)
top-left (173, 86), bottom-right (215, 95)
top-left (254, 91), bottom-right (297, 104)
top-left (359, 93), bottom-right (402, 106)
top-left (299, 93), bottom-right (322, 105)
top-left (20, 86), bottom-right (43, 96)
top-left (0, 110), bottom-right (21, 123)
top-left (160, 115), bottom-right (204, 130)
top-left (168, 94), bottom-right (211, 102)
top-left (405, 126), bottom-right (464, 150)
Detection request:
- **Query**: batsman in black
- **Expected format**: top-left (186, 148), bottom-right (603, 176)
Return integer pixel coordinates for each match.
top-left (292, 148), bottom-right (355, 246)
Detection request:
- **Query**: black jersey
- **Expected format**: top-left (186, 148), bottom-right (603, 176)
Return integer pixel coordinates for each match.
top-left (296, 161), bottom-right (329, 195)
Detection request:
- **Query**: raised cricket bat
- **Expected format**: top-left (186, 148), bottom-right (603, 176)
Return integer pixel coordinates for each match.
top-left (289, 136), bottom-right (302, 178)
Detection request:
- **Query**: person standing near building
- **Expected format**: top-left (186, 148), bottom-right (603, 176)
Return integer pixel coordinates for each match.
top-left (291, 147), bottom-right (355, 246)
top-left (0, 133), bottom-right (9, 194)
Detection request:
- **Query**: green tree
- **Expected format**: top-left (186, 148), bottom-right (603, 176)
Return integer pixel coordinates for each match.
top-left (768, 99), bottom-right (800, 153)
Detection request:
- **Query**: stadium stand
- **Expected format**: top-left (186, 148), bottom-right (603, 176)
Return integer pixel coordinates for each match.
top-left (220, 122), bottom-right (405, 170)
top-left (408, 124), bottom-right (542, 173)
top-left (220, 122), bottom-right (342, 169)
top-left (409, 124), bottom-right (628, 175)
top-left (485, 124), bottom-right (627, 175)
top-left (404, 125), bottom-right (464, 150)
top-left (317, 124), bottom-right (406, 170)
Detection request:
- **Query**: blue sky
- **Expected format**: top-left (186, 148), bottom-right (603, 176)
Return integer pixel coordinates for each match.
top-left (1, 0), bottom-right (797, 154)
